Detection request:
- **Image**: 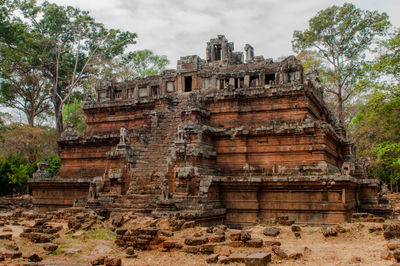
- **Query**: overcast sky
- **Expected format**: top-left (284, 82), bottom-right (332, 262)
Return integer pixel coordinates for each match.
top-left (45, 0), bottom-right (400, 68)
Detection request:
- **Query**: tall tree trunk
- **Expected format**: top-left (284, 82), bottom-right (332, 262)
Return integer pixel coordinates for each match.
top-left (54, 85), bottom-right (63, 135)
top-left (338, 89), bottom-right (344, 125)
top-left (26, 111), bottom-right (35, 127)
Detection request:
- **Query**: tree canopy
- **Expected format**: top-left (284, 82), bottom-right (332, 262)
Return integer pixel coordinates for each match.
top-left (116, 50), bottom-right (169, 80)
top-left (292, 3), bottom-right (390, 124)
top-left (350, 28), bottom-right (400, 190)
top-left (0, 0), bottom-right (137, 133)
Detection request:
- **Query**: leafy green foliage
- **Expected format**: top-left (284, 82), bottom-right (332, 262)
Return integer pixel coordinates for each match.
top-left (360, 29), bottom-right (400, 94)
top-left (62, 99), bottom-right (86, 133)
top-left (293, 3), bottom-right (390, 124)
top-left (46, 156), bottom-right (62, 176)
top-left (1, 0), bottom-right (137, 133)
top-left (350, 92), bottom-right (400, 189)
top-left (0, 154), bottom-right (61, 195)
top-left (115, 50), bottom-right (169, 79)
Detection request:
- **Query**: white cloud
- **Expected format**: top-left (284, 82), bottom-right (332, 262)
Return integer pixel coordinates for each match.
top-left (37, 0), bottom-right (400, 69)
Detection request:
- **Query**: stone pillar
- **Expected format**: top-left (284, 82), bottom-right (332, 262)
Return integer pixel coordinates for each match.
top-left (206, 43), bottom-right (211, 62)
top-left (244, 44), bottom-right (254, 63)
top-left (212, 76), bottom-right (217, 89)
top-left (229, 77), bottom-right (235, 87)
top-left (244, 75), bottom-right (250, 89)
top-left (221, 42), bottom-right (227, 61)
top-left (161, 80), bottom-right (166, 95)
top-left (133, 85), bottom-right (139, 100)
top-left (177, 75), bottom-right (182, 93)
top-left (259, 73), bottom-right (265, 86)
top-left (146, 85), bottom-right (151, 97)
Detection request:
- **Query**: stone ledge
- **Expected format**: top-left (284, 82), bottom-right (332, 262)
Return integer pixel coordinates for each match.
top-left (213, 175), bottom-right (364, 183)
top-left (28, 177), bottom-right (92, 184)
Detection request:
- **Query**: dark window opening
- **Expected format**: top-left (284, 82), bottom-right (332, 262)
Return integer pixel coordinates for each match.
top-left (184, 76), bottom-right (192, 92)
top-left (249, 76), bottom-right (258, 87)
top-left (114, 90), bottom-right (122, 99)
top-left (219, 79), bottom-right (224, 90)
top-left (214, 44), bottom-right (221, 60)
top-left (235, 78), bottom-right (239, 89)
top-left (239, 78), bottom-right (244, 88)
top-left (151, 85), bottom-right (160, 96)
top-left (265, 74), bottom-right (275, 85)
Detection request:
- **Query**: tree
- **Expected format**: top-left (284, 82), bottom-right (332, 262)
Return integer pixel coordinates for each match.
top-left (0, 67), bottom-right (52, 126)
top-left (350, 30), bottom-right (400, 190)
top-left (62, 91), bottom-right (87, 133)
top-left (114, 50), bottom-right (169, 80)
top-left (0, 0), bottom-right (136, 133)
top-left (0, 125), bottom-right (58, 163)
top-left (361, 29), bottom-right (400, 93)
top-left (292, 3), bottom-right (390, 124)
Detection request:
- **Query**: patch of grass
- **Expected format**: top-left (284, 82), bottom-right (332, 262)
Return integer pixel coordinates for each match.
top-left (90, 227), bottom-right (115, 240)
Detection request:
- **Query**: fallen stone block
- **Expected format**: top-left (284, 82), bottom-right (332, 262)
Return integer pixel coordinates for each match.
top-left (264, 240), bottom-right (281, 246)
top-left (43, 243), bottom-right (58, 252)
top-left (291, 224), bottom-right (301, 232)
top-left (368, 225), bottom-right (382, 233)
top-left (0, 248), bottom-right (22, 259)
top-left (206, 254), bottom-right (218, 264)
top-left (263, 227), bottom-right (280, 237)
top-left (229, 230), bottom-right (241, 241)
top-left (218, 255), bottom-right (230, 264)
top-left (245, 252), bottom-right (271, 266)
top-left (229, 253), bottom-right (247, 263)
top-left (200, 243), bottom-right (216, 254)
top-left (162, 240), bottom-right (176, 249)
top-left (182, 221), bottom-right (196, 229)
top-left (321, 226), bottom-right (337, 237)
top-left (394, 248), bottom-right (400, 262)
top-left (183, 246), bottom-right (199, 254)
top-left (24, 253), bottom-right (43, 262)
top-left (373, 217), bottom-right (385, 223)
top-left (209, 234), bottom-right (225, 242)
top-left (0, 234), bottom-right (12, 240)
top-left (229, 241), bottom-right (244, 248)
top-left (104, 257), bottom-right (122, 266)
top-left (240, 230), bottom-right (251, 241)
top-left (184, 236), bottom-right (208, 246)
top-left (125, 247), bottom-right (137, 258)
top-left (383, 221), bottom-right (400, 239)
top-left (272, 246), bottom-right (288, 259)
top-left (388, 239), bottom-right (400, 250)
top-left (116, 228), bottom-right (127, 235)
top-left (91, 256), bottom-right (105, 265)
top-left (214, 246), bottom-right (232, 256)
top-left (288, 251), bottom-right (303, 260)
top-left (244, 238), bottom-right (263, 248)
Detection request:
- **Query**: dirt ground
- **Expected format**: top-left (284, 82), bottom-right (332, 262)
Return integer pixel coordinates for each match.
top-left (0, 196), bottom-right (399, 266)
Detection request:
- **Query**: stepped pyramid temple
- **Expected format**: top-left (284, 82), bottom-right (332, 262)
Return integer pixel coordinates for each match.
top-left (29, 35), bottom-right (391, 225)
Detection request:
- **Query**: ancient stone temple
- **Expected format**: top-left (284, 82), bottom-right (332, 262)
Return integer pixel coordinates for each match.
top-left (29, 35), bottom-right (390, 225)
